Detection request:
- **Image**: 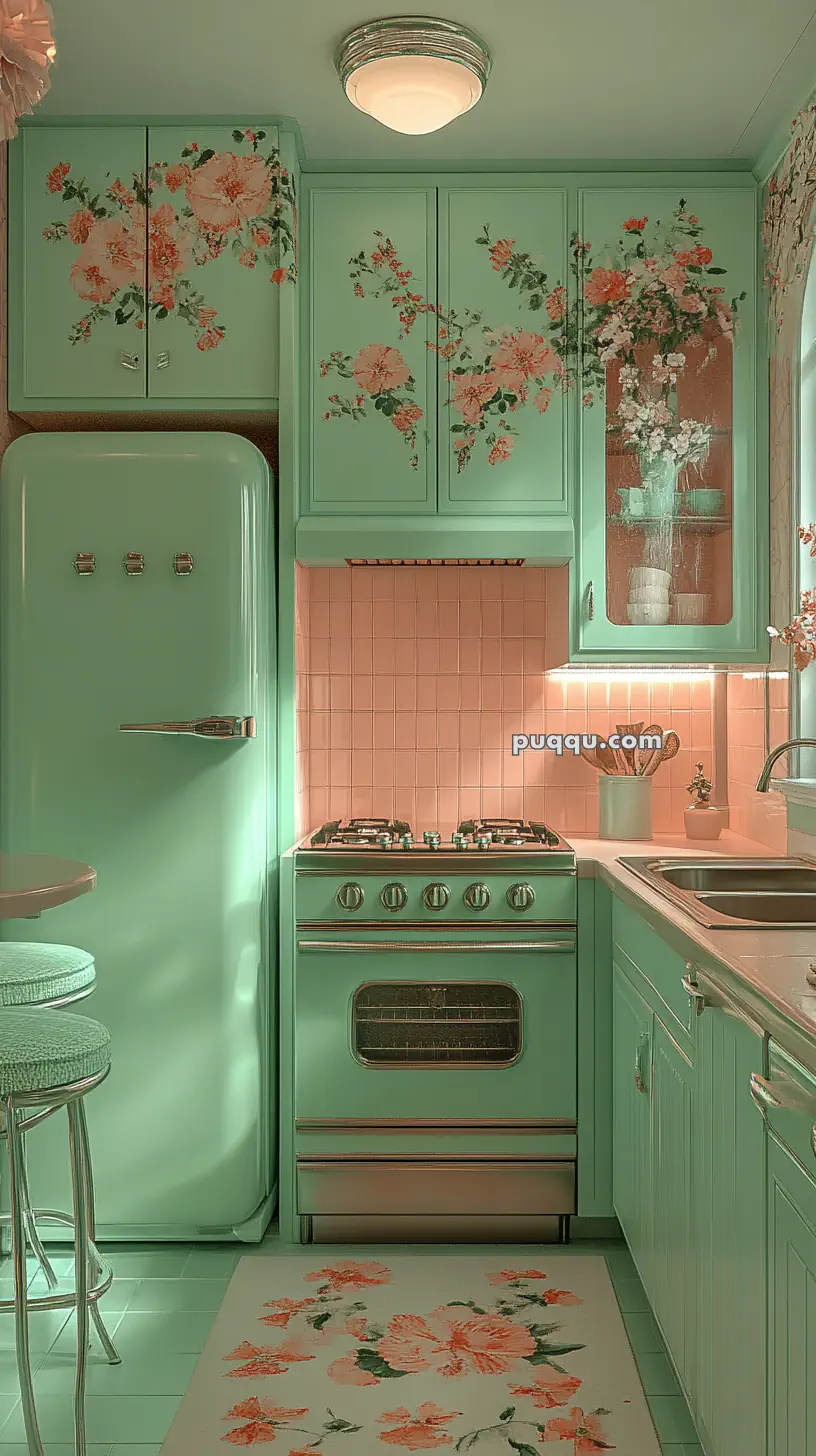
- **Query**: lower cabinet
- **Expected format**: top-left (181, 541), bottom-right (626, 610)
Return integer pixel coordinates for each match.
top-left (612, 961), bottom-right (653, 1287)
top-left (650, 1016), bottom-right (696, 1401)
top-left (767, 1138), bottom-right (816, 1456)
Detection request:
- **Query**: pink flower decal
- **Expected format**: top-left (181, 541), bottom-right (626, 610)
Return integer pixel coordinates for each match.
top-left (534, 387), bottom-right (553, 413)
top-left (545, 286), bottom-right (566, 322)
top-left (70, 217), bottom-right (144, 302)
top-left (540, 1407), bottom-right (615, 1452)
top-left (148, 201), bottom-right (190, 301)
top-left (491, 331), bottom-right (560, 393)
top-left (376, 1305), bottom-right (536, 1378)
top-left (67, 209), bottom-right (94, 244)
top-left (260, 1297), bottom-right (316, 1328)
top-left (544, 1289), bottom-right (583, 1307)
top-left (486, 1269), bottom-right (550, 1285)
top-left (352, 345), bottom-right (410, 396)
top-left (487, 434), bottom-right (513, 465)
top-left (452, 372), bottom-right (498, 424)
top-left (583, 267), bottom-right (630, 307)
top-left (164, 162), bottom-right (191, 193)
top-left (46, 161), bottom-right (70, 193)
top-left (222, 1399), bottom-right (308, 1447)
top-left (185, 152), bottom-right (272, 235)
top-left (304, 1259), bottom-right (391, 1291)
top-left (509, 1371), bottom-right (583, 1408)
top-left (378, 1403), bottom-right (462, 1450)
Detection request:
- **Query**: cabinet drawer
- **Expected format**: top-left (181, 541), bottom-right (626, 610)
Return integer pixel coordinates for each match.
top-left (753, 1042), bottom-right (816, 1176)
top-left (297, 1156), bottom-right (576, 1215)
top-left (613, 899), bottom-right (694, 1051)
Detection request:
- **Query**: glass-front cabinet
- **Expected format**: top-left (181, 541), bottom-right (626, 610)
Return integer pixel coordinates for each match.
top-left (572, 185), bottom-right (761, 661)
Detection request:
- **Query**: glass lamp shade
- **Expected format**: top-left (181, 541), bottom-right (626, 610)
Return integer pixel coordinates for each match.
top-left (344, 53), bottom-right (483, 135)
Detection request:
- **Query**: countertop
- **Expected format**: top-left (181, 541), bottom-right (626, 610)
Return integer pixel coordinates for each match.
top-left (569, 829), bottom-right (816, 1071)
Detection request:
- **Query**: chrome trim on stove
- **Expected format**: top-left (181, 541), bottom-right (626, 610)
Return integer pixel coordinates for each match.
top-left (296, 1118), bottom-right (576, 1132)
top-left (296, 938), bottom-right (576, 953)
top-left (296, 856), bottom-right (577, 874)
top-left (295, 919), bottom-right (577, 931)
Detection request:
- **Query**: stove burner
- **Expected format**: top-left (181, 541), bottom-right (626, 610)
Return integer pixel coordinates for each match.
top-left (457, 818), bottom-right (561, 848)
top-left (310, 817), bottom-right (411, 848)
top-left (309, 816), bottom-right (564, 852)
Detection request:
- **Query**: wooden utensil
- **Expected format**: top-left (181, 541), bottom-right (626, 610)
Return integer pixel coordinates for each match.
top-left (616, 722), bottom-right (644, 775)
top-left (644, 730), bottom-right (680, 775)
top-left (595, 741), bottom-right (619, 775)
top-left (580, 744), bottom-right (608, 774)
top-left (636, 724), bottom-right (663, 776)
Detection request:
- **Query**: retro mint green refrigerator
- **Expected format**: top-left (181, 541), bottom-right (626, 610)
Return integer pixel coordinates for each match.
top-left (0, 432), bottom-right (275, 1240)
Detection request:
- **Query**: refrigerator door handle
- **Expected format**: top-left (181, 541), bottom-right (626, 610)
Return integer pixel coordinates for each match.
top-left (119, 715), bottom-right (256, 739)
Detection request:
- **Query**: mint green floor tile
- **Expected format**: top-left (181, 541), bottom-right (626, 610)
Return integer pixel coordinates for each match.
top-left (0, 1395), bottom-right (20, 1431)
top-left (0, 1352), bottom-right (26, 1394)
top-left (0, 1310), bottom-right (69, 1353)
top-left (604, 1248), bottom-right (638, 1280)
top-left (612, 1276), bottom-right (651, 1312)
top-left (49, 1309), bottom-right (126, 1357)
top-left (105, 1251), bottom-right (189, 1280)
top-left (635, 1351), bottom-right (681, 1396)
top-left (0, 1394), bottom-right (182, 1445)
top-left (110, 1310), bottom-right (216, 1354)
top-left (622, 1310), bottom-right (664, 1353)
top-left (647, 1397), bottom-right (700, 1445)
top-left (33, 1350), bottom-right (199, 1397)
top-left (181, 1248), bottom-right (240, 1278)
top-left (659, 1447), bottom-right (703, 1455)
top-left (126, 1278), bottom-right (229, 1313)
top-left (109, 1449), bottom-right (161, 1455)
top-left (0, 1447), bottom-right (111, 1454)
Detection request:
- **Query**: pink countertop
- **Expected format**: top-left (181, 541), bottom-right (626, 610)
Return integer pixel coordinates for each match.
top-left (570, 829), bottom-right (816, 1064)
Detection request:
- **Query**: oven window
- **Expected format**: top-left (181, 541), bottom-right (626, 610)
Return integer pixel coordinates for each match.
top-left (352, 982), bottom-right (522, 1067)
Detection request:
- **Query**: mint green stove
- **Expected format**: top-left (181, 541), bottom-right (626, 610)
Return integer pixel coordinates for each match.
top-left (294, 817), bottom-right (577, 1244)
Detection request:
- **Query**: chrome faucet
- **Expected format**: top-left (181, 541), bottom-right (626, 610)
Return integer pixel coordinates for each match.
top-left (756, 738), bottom-right (816, 792)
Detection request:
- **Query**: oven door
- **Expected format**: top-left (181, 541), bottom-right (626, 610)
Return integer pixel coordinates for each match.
top-left (295, 927), bottom-right (576, 1123)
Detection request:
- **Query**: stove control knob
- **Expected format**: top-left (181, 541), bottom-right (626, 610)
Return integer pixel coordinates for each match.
top-left (423, 882), bottom-right (450, 911)
top-left (464, 882), bottom-right (491, 911)
top-left (336, 882), bottom-right (364, 912)
top-left (381, 882), bottom-right (408, 912)
top-left (507, 882), bottom-right (536, 912)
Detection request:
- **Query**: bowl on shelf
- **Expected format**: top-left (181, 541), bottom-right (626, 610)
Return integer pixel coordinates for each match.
top-left (630, 585), bottom-right (669, 605)
top-left (642, 488), bottom-right (681, 516)
top-left (630, 566), bottom-right (672, 593)
top-left (684, 488), bottom-right (725, 517)
top-left (627, 600), bottom-right (671, 626)
top-left (673, 593), bottom-right (711, 624)
top-left (616, 488), bottom-right (646, 518)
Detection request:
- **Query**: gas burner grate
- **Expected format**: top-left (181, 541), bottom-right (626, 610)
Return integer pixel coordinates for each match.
top-left (310, 817), bottom-right (412, 848)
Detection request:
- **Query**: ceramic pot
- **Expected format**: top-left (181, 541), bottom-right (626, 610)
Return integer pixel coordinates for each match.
top-left (599, 774), bottom-right (653, 840)
top-left (640, 453), bottom-right (680, 517)
top-left (684, 805), bottom-right (726, 840)
top-left (684, 488), bottom-right (725, 517)
top-left (673, 592), bottom-right (710, 624)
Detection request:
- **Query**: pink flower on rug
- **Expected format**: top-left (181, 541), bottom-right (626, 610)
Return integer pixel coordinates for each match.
top-left (260, 1297), bottom-right (316, 1327)
top-left (304, 1259), bottom-right (392, 1290)
top-left (491, 331), bottom-right (559, 393)
top-left (509, 1371), bottom-right (583, 1408)
top-left (352, 345), bottom-right (410, 395)
top-left (376, 1306), bottom-right (535, 1377)
top-left (222, 1399), bottom-right (308, 1447)
top-left (327, 1352), bottom-right (380, 1386)
top-left (346, 1316), bottom-right (370, 1339)
top-left (185, 152), bottom-right (272, 234)
top-left (540, 1407), bottom-right (615, 1452)
top-left (378, 1403), bottom-right (462, 1449)
top-left (223, 1336), bottom-right (315, 1377)
top-left (544, 1289), bottom-right (583, 1307)
top-left (487, 1269), bottom-right (549, 1285)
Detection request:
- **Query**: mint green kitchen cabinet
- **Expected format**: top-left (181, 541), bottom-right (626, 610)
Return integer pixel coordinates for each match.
top-left (694, 983), bottom-right (765, 1456)
top-left (308, 182), bottom-right (437, 513)
top-left (572, 184), bottom-right (764, 663)
top-left (767, 1139), bottom-right (816, 1456)
top-left (304, 177), bottom-right (570, 520)
top-left (650, 1014), bottom-right (696, 1401)
top-left (12, 127), bottom-right (148, 400)
top-left (9, 122), bottom-right (294, 412)
top-left (612, 960), bottom-right (654, 1293)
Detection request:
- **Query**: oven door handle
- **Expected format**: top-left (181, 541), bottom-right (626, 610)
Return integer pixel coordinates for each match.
top-left (297, 939), bottom-right (576, 953)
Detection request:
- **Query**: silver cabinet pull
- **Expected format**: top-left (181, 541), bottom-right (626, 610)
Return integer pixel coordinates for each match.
top-left (682, 972), bottom-right (709, 1016)
top-left (635, 1031), bottom-right (649, 1094)
top-left (73, 552), bottom-right (95, 576)
top-left (749, 1071), bottom-right (816, 1120)
top-left (156, 351), bottom-right (171, 370)
top-left (119, 715), bottom-right (255, 739)
top-left (120, 351), bottom-right (139, 371)
top-left (297, 939), bottom-right (575, 953)
top-left (586, 580), bottom-right (595, 620)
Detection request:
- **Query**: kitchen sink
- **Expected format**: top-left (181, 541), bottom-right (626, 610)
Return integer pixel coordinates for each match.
top-left (618, 857), bottom-right (816, 928)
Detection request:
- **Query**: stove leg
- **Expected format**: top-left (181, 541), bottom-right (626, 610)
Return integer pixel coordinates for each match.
top-left (558, 1215), bottom-right (571, 1245)
top-left (299, 1214), bottom-right (313, 1245)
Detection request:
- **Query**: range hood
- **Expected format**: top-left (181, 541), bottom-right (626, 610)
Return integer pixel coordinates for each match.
top-left (295, 515), bottom-right (574, 567)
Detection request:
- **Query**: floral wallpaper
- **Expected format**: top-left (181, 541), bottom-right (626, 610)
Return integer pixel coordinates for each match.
top-left (42, 128), bottom-right (296, 352)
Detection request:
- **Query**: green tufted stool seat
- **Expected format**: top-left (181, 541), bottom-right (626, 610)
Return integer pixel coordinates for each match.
top-left (0, 1009), bottom-right (110, 1094)
top-left (0, 943), bottom-right (95, 1009)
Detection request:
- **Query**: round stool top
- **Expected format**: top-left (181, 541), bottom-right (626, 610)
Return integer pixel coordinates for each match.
top-left (0, 1009), bottom-right (110, 1096)
top-left (0, 944), bottom-right (95, 1008)
top-left (0, 856), bottom-right (96, 920)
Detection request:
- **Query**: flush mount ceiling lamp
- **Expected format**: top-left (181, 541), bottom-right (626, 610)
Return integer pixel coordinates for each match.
top-left (335, 16), bottom-right (491, 135)
top-left (0, 0), bottom-right (57, 140)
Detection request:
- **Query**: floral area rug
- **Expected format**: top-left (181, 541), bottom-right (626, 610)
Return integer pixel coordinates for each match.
top-left (160, 1255), bottom-right (660, 1454)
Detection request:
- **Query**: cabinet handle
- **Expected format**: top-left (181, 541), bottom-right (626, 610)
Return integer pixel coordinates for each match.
top-left (156, 351), bottom-right (171, 370)
top-left (682, 971), bottom-right (708, 1016)
top-left (635, 1032), bottom-right (649, 1094)
top-left (749, 1071), bottom-right (816, 1123)
top-left (120, 351), bottom-right (139, 371)
top-left (586, 580), bottom-right (595, 621)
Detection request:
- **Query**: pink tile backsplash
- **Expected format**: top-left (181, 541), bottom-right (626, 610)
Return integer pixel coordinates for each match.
top-left (726, 671), bottom-right (788, 852)
top-left (296, 564), bottom-right (724, 839)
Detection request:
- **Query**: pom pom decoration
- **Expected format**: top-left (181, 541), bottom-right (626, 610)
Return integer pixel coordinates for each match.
top-left (0, 0), bottom-right (56, 141)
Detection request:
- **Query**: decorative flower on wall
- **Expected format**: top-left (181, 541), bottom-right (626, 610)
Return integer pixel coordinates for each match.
top-left (769, 522), bottom-right (816, 668)
top-left (763, 104), bottom-right (816, 337)
top-left (42, 129), bottom-right (296, 350)
top-left (319, 228), bottom-right (569, 472)
top-left (0, 0), bottom-right (56, 141)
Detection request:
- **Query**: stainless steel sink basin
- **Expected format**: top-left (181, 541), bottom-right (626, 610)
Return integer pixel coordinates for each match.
top-left (618, 857), bottom-right (816, 929)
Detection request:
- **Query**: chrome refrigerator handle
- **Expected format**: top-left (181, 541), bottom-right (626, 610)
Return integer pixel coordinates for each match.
top-left (119, 715), bottom-right (255, 739)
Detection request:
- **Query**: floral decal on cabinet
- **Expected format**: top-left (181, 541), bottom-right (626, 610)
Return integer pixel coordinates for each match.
top-left (763, 103), bottom-right (816, 338)
top-left (42, 129), bottom-right (296, 350)
top-left (212, 1261), bottom-right (624, 1452)
top-left (319, 229), bottom-right (568, 472)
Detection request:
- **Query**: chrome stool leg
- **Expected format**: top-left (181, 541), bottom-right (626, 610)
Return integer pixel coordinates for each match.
top-left (19, 1132), bottom-right (59, 1290)
top-left (75, 1096), bottom-right (119, 1364)
top-left (5, 1096), bottom-right (45, 1456)
top-left (67, 1101), bottom-right (90, 1456)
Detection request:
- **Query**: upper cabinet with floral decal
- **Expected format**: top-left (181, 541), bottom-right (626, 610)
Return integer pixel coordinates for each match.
top-left (9, 123), bottom-right (297, 411)
top-left (573, 186), bottom-right (762, 662)
top-left (305, 177), bottom-right (569, 517)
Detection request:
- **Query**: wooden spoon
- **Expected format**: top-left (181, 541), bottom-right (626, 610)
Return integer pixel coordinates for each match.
top-left (595, 741), bottom-right (619, 775)
top-left (580, 744), bottom-right (608, 773)
top-left (644, 730), bottom-right (680, 776)
top-left (616, 722), bottom-right (644, 776)
top-left (636, 724), bottom-right (663, 776)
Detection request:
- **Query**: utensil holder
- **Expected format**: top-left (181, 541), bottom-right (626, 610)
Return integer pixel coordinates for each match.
top-left (599, 774), bottom-right (653, 841)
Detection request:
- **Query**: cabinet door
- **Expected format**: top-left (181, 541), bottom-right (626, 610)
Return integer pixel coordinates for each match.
top-left (768, 1135), bottom-right (816, 1456)
top-left (437, 184), bottom-right (568, 514)
top-left (612, 961), bottom-right (653, 1292)
top-left (573, 186), bottom-right (759, 661)
top-left (651, 1015), bottom-right (696, 1402)
top-left (12, 127), bottom-right (147, 402)
top-left (695, 1005), bottom-right (765, 1456)
top-left (308, 182), bottom-right (437, 513)
top-left (146, 126), bottom-right (289, 402)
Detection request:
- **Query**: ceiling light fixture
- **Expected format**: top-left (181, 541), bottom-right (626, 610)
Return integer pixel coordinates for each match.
top-left (335, 16), bottom-right (491, 136)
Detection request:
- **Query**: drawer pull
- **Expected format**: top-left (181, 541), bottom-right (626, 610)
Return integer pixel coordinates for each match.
top-left (635, 1032), bottom-right (649, 1094)
top-left (682, 973), bottom-right (708, 1016)
top-left (749, 1073), bottom-right (782, 1111)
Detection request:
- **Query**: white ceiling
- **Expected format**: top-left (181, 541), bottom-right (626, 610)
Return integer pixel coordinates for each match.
top-left (40, 0), bottom-right (816, 164)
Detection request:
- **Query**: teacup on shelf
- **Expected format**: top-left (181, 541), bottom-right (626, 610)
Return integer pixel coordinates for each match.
top-left (683, 488), bottom-right (725, 517)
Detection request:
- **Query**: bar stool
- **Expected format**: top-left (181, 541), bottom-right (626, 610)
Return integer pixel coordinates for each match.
top-left (0, 1008), bottom-right (113, 1456)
